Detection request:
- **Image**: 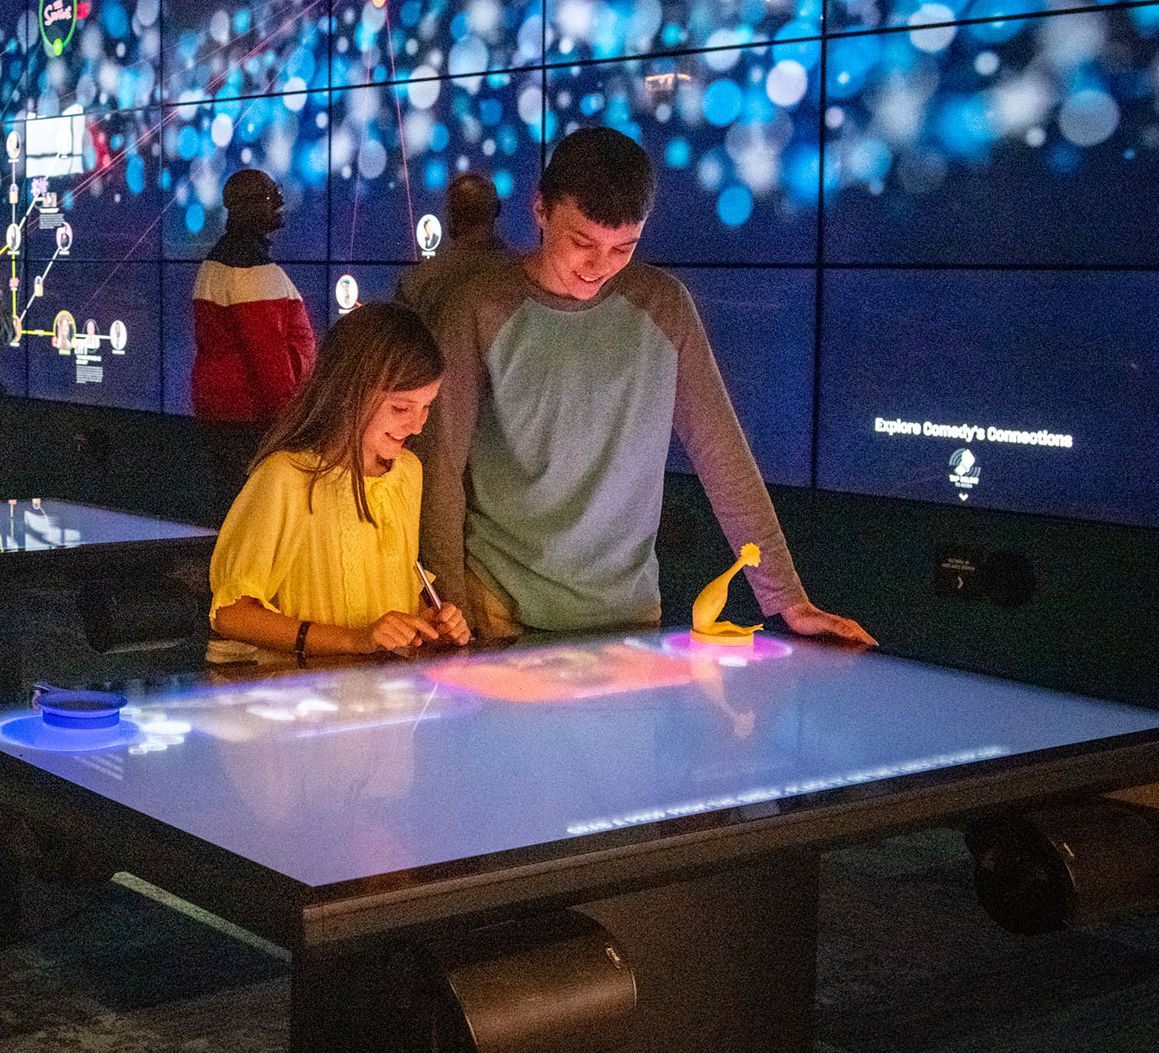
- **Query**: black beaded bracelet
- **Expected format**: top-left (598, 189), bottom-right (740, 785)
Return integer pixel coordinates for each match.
top-left (295, 620), bottom-right (313, 667)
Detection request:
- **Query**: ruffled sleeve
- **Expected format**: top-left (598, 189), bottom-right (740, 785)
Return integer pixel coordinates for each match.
top-left (208, 453), bottom-right (312, 627)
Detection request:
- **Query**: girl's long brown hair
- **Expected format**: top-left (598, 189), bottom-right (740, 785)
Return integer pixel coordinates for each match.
top-left (251, 301), bottom-right (443, 525)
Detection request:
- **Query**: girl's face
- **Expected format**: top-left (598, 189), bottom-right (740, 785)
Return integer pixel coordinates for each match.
top-left (361, 378), bottom-right (442, 473)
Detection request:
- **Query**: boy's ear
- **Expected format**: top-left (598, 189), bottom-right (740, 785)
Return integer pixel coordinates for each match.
top-left (532, 192), bottom-right (548, 229)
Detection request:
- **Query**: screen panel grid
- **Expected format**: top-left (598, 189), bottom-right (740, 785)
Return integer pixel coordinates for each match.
top-left (0, 0), bottom-right (1155, 527)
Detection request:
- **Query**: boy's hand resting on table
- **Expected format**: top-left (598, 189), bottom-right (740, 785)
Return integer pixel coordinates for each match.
top-left (423, 603), bottom-right (471, 646)
top-left (780, 600), bottom-right (878, 647)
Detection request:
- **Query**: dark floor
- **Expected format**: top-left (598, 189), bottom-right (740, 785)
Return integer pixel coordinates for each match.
top-left (816, 830), bottom-right (1159, 1053)
top-left (2, 828), bottom-right (1158, 1052)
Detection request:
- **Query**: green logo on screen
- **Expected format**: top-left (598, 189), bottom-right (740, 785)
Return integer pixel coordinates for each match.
top-left (39, 0), bottom-right (77, 57)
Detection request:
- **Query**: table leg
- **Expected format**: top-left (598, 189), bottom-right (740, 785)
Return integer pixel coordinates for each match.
top-left (581, 849), bottom-right (820, 1053)
top-left (290, 941), bottom-right (411, 1053)
top-left (289, 849), bottom-right (819, 1053)
top-left (0, 838), bottom-right (22, 943)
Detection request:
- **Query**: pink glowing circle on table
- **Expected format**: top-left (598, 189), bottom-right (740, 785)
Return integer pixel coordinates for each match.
top-left (659, 632), bottom-right (793, 662)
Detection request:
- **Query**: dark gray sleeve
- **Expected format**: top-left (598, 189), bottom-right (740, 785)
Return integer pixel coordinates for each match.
top-left (393, 267), bottom-right (415, 310)
top-left (415, 294), bottom-right (484, 616)
top-left (395, 263), bottom-right (434, 324)
top-left (665, 279), bottom-right (808, 616)
top-left (415, 266), bottom-right (523, 623)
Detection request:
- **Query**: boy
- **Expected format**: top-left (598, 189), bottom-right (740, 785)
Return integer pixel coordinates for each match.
top-left (420, 128), bottom-right (874, 645)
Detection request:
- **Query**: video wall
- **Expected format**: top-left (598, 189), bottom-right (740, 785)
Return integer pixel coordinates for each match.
top-left (1, 0), bottom-right (1157, 528)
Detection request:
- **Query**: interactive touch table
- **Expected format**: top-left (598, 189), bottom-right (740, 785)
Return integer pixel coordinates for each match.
top-left (1, 631), bottom-right (1158, 1052)
top-left (0, 498), bottom-right (216, 563)
top-left (0, 499), bottom-right (218, 701)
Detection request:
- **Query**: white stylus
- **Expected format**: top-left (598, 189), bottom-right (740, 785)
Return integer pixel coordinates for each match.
top-left (414, 560), bottom-right (442, 611)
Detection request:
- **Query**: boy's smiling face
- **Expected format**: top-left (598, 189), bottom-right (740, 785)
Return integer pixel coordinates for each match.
top-left (529, 194), bottom-right (645, 301)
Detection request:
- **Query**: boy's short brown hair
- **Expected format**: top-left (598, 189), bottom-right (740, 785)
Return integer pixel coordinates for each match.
top-left (541, 127), bottom-right (656, 227)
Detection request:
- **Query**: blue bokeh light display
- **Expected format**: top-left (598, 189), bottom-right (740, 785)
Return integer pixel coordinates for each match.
top-left (827, 0), bottom-right (1102, 35)
top-left (545, 0), bottom-right (822, 62)
top-left (331, 0), bottom-right (542, 90)
top-left (0, 0), bottom-right (1153, 523)
top-left (824, 6), bottom-right (1159, 264)
top-left (4, 3), bottom-right (1155, 267)
top-left (162, 0), bottom-right (330, 105)
top-left (547, 45), bottom-right (822, 263)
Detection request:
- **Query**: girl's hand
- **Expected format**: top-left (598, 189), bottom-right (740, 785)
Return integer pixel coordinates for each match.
top-left (355, 611), bottom-right (440, 653)
top-left (426, 603), bottom-right (471, 646)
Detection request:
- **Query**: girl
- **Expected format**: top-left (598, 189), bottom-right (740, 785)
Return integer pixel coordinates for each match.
top-left (209, 301), bottom-right (469, 660)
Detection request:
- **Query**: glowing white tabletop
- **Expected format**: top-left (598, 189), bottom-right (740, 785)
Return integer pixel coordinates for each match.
top-left (2, 631), bottom-right (1157, 890)
top-left (0, 498), bottom-right (216, 553)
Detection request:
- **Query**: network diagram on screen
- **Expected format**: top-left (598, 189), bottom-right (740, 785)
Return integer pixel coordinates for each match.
top-left (3, 129), bottom-right (129, 389)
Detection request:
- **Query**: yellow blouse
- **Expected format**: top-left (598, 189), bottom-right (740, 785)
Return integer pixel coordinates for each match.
top-left (209, 450), bottom-right (423, 630)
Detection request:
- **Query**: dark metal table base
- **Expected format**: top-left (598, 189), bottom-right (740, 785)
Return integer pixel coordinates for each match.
top-left (289, 851), bottom-right (819, 1053)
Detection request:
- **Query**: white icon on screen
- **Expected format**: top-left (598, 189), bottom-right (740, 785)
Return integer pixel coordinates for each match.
top-left (109, 320), bottom-right (128, 352)
top-left (417, 214), bottom-right (442, 258)
top-left (335, 274), bottom-right (359, 313)
top-left (948, 448), bottom-right (980, 500)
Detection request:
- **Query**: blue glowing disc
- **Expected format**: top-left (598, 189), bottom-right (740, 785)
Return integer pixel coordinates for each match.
top-left (33, 685), bottom-right (128, 730)
top-left (0, 685), bottom-right (141, 752)
top-left (0, 715), bottom-right (142, 753)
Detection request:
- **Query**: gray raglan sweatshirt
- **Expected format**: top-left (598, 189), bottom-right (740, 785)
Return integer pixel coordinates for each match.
top-left (418, 258), bottom-right (807, 632)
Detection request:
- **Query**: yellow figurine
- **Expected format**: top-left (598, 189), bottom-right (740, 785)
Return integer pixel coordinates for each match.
top-left (690, 543), bottom-right (765, 646)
